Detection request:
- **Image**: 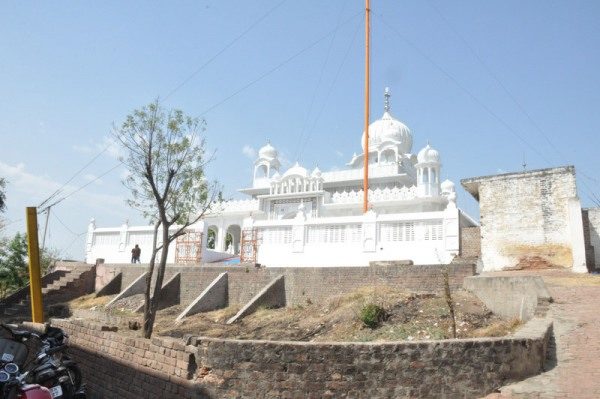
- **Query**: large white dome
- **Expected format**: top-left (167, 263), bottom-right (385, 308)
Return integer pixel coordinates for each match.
top-left (258, 142), bottom-right (278, 160)
top-left (360, 89), bottom-right (412, 154)
top-left (361, 111), bottom-right (412, 154)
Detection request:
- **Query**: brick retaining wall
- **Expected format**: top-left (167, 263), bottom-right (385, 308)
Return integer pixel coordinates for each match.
top-left (97, 263), bottom-right (475, 307)
top-left (52, 317), bottom-right (552, 398)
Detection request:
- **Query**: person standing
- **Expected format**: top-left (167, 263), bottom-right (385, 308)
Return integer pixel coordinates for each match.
top-left (131, 244), bottom-right (141, 263)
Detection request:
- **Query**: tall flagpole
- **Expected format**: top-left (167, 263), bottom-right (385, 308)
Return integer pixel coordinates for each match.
top-left (363, 0), bottom-right (371, 213)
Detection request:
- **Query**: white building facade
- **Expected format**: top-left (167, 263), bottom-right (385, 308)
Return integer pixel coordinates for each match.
top-left (85, 89), bottom-right (477, 267)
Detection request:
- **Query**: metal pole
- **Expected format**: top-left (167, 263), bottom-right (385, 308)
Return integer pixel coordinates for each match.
top-left (41, 206), bottom-right (50, 252)
top-left (363, 0), bottom-right (371, 213)
top-left (26, 207), bottom-right (44, 323)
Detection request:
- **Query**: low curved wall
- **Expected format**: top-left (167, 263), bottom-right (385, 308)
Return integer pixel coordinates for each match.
top-left (51, 317), bottom-right (551, 399)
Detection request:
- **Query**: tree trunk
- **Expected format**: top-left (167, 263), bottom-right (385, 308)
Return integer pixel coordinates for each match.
top-left (143, 221), bottom-right (171, 338)
top-left (143, 221), bottom-right (161, 338)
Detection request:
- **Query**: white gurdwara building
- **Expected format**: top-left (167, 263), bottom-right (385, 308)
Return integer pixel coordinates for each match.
top-left (86, 89), bottom-right (477, 266)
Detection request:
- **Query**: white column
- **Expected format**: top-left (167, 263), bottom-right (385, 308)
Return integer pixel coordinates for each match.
top-left (292, 212), bottom-right (306, 253)
top-left (362, 210), bottom-right (377, 253)
top-left (443, 207), bottom-right (460, 262)
top-left (217, 224), bottom-right (227, 252)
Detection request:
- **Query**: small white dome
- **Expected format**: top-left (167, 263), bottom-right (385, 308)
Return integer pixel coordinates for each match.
top-left (417, 144), bottom-right (440, 164)
top-left (282, 162), bottom-right (309, 179)
top-left (258, 142), bottom-right (278, 159)
top-left (311, 166), bottom-right (322, 178)
top-left (441, 179), bottom-right (455, 193)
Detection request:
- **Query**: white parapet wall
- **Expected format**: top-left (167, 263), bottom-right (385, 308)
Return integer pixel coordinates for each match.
top-left (249, 209), bottom-right (460, 267)
top-left (86, 206), bottom-right (463, 267)
top-left (85, 219), bottom-right (212, 264)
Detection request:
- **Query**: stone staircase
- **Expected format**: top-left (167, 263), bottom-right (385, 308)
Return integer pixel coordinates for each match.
top-left (1, 265), bottom-right (96, 320)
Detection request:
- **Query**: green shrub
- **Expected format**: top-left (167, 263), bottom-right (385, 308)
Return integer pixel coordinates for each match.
top-left (359, 303), bottom-right (387, 329)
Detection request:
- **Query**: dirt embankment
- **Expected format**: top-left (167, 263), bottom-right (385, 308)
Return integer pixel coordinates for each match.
top-left (68, 285), bottom-right (519, 342)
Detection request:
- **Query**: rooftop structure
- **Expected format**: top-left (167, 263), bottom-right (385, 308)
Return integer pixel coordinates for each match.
top-left (86, 88), bottom-right (477, 267)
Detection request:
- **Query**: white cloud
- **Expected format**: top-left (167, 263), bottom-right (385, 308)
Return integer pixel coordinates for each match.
top-left (72, 144), bottom-right (93, 155)
top-left (83, 174), bottom-right (103, 185)
top-left (0, 160), bottom-right (125, 217)
top-left (242, 145), bottom-right (256, 159)
top-left (98, 136), bottom-right (123, 160)
top-left (335, 150), bottom-right (344, 158)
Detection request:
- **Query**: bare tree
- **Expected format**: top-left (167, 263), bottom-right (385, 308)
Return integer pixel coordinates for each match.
top-left (442, 266), bottom-right (457, 338)
top-left (114, 100), bottom-right (218, 338)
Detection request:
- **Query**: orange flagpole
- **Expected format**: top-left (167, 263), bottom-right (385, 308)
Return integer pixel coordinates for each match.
top-left (363, 0), bottom-right (371, 213)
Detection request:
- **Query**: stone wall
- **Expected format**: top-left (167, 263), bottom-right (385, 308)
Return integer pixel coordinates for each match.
top-left (460, 227), bottom-right (481, 258)
top-left (462, 166), bottom-right (587, 272)
top-left (463, 275), bottom-right (552, 321)
top-left (51, 317), bottom-right (552, 399)
top-left (96, 263), bottom-right (475, 308)
top-left (583, 208), bottom-right (600, 270)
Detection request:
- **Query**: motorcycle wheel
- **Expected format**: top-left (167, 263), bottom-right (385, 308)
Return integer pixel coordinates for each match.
top-left (57, 365), bottom-right (83, 398)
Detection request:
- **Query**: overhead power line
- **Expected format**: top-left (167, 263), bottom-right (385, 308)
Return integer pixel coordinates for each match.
top-left (425, 1), bottom-right (600, 205)
top-left (377, 13), bottom-right (554, 167)
top-left (297, 19), bottom-right (361, 161)
top-left (41, 163), bottom-right (122, 212)
top-left (38, 145), bottom-right (111, 209)
top-left (39, 2), bottom-right (289, 211)
top-left (195, 11), bottom-right (362, 118)
top-left (161, 0), bottom-right (289, 102)
top-left (293, 0), bottom-right (349, 162)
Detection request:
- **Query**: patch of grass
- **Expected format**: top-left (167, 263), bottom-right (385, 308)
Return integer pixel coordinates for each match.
top-left (359, 303), bottom-right (388, 329)
top-left (469, 318), bottom-right (522, 338)
top-left (69, 294), bottom-right (112, 309)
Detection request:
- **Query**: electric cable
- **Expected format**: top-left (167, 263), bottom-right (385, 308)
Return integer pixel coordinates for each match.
top-left (293, 0), bottom-right (349, 162)
top-left (38, 145), bottom-right (111, 209)
top-left (162, 0), bottom-right (288, 102)
top-left (377, 13), bottom-right (553, 166)
top-left (195, 11), bottom-right (362, 118)
top-left (41, 163), bottom-right (122, 211)
top-left (297, 19), bottom-right (361, 161)
top-left (425, 1), bottom-right (600, 205)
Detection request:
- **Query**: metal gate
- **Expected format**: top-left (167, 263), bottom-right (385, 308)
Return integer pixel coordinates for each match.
top-left (175, 231), bottom-right (203, 264)
top-left (240, 228), bottom-right (259, 263)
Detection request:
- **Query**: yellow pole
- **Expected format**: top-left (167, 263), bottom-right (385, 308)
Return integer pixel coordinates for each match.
top-left (363, 0), bottom-right (371, 213)
top-left (26, 207), bottom-right (44, 323)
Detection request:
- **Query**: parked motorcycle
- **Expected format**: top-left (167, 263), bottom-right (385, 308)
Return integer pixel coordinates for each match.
top-left (0, 326), bottom-right (85, 399)
top-left (0, 362), bottom-right (53, 399)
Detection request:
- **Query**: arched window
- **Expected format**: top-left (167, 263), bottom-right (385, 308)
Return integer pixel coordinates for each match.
top-left (255, 164), bottom-right (268, 178)
top-left (380, 149), bottom-right (395, 164)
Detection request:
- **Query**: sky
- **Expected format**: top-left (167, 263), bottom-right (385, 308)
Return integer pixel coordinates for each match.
top-left (1, 0), bottom-right (600, 260)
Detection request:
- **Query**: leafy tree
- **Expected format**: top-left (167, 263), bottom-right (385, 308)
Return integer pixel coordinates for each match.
top-left (0, 233), bottom-right (28, 297)
top-left (0, 233), bottom-right (57, 298)
top-left (0, 178), bottom-right (6, 214)
top-left (114, 100), bottom-right (218, 338)
top-left (207, 229), bottom-right (216, 249)
top-left (0, 177), bottom-right (6, 231)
